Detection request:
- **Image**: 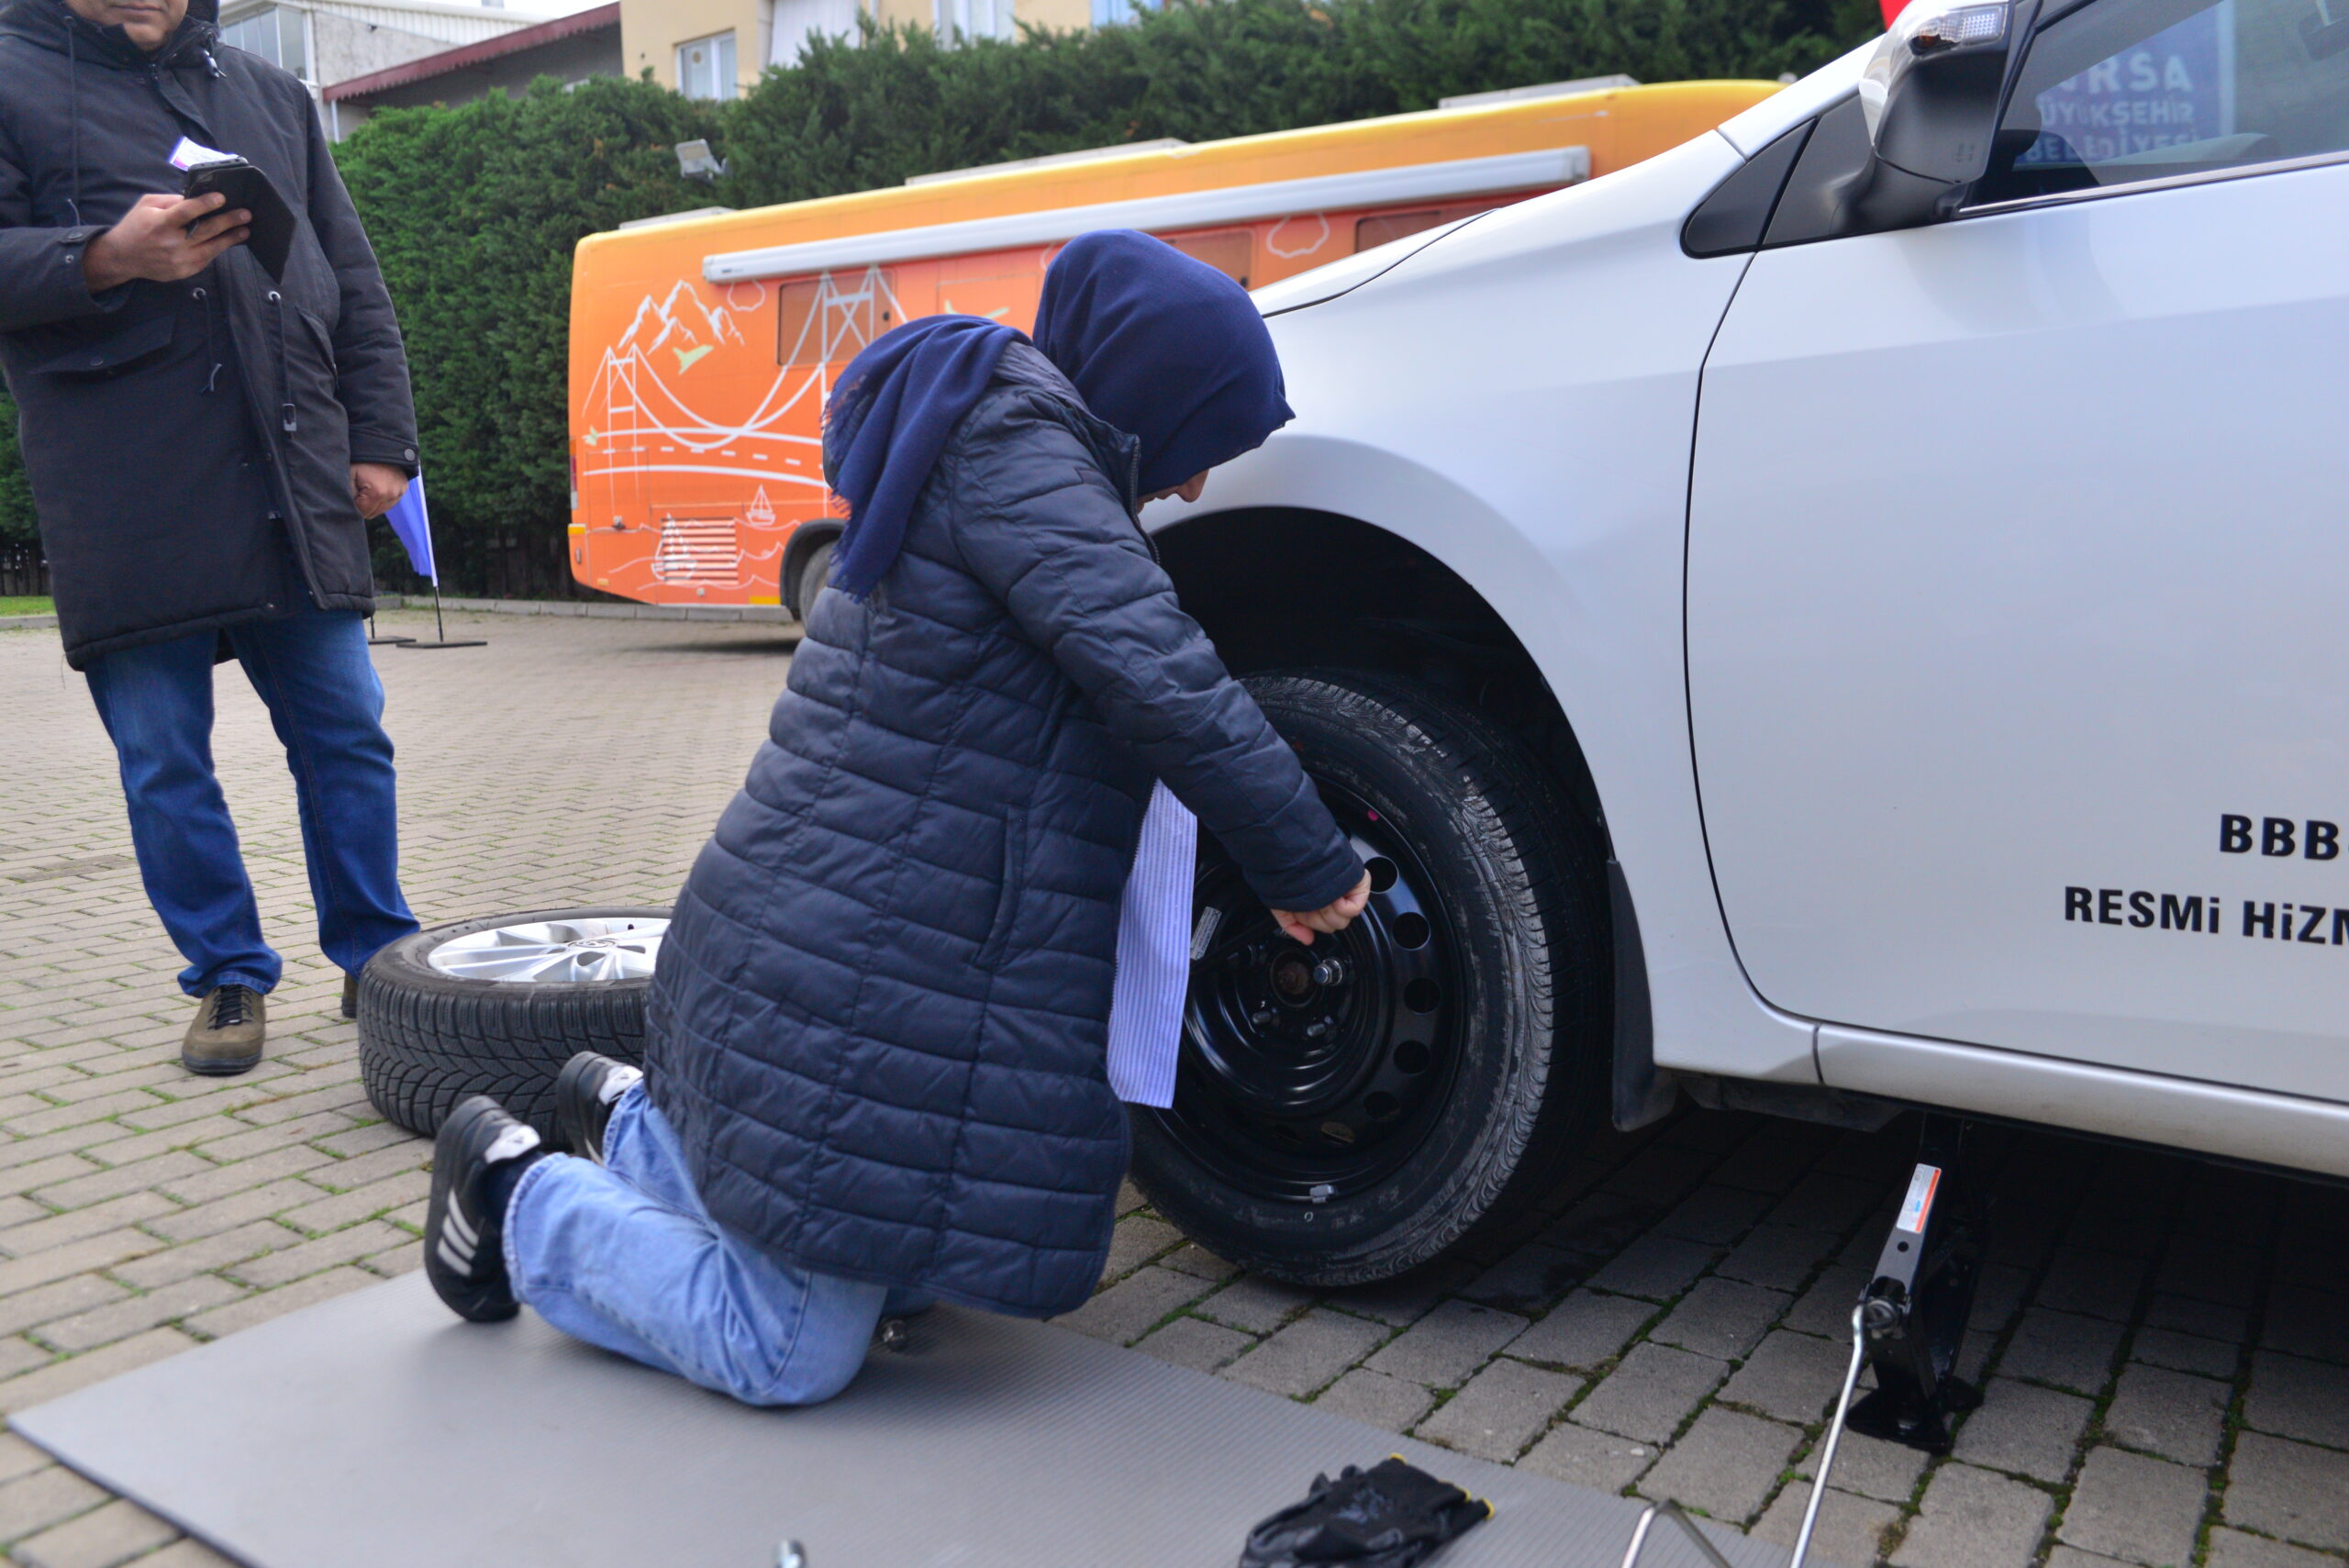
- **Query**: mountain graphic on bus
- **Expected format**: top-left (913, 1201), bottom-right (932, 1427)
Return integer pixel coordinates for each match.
top-left (618, 279), bottom-right (747, 374)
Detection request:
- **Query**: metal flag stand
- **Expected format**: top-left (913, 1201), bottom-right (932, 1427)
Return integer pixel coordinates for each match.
top-left (398, 576), bottom-right (484, 651)
top-left (365, 613), bottom-right (413, 647)
top-left (382, 474), bottom-right (484, 651)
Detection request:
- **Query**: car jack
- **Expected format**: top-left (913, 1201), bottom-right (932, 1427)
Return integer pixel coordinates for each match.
top-left (1841, 1116), bottom-right (1986, 1453)
top-left (1627, 1118), bottom-right (1988, 1568)
top-left (1786, 1118), bottom-right (1986, 1567)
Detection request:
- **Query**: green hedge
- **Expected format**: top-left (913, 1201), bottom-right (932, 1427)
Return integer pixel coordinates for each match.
top-left (0, 389), bottom-right (29, 547)
top-left (721, 0), bottom-right (1873, 207)
top-left (0, 0), bottom-right (1875, 591)
top-left (331, 77), bottom-right (724, 595)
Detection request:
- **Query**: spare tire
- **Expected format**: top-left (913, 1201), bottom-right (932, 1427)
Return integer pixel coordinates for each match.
top-left (357, 907), bottom-right (668, 1140)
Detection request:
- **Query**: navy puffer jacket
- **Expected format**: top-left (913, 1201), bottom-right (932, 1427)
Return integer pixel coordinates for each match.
top-left (646, 344), bottom-right (1364, 1318)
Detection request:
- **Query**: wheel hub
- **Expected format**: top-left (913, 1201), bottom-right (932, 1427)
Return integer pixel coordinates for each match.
top-left (1270, 951), bottom-right (1316, 1003)
top-left (1155, 785), bottom-right (1459, 1205)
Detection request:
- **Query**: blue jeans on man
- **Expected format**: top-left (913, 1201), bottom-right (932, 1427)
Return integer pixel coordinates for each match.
top-left (83, 605), bottom-right (418, 1004)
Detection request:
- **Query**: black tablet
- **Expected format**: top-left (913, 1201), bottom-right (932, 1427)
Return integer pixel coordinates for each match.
top-left (182, 158), bottom-right (295, 280)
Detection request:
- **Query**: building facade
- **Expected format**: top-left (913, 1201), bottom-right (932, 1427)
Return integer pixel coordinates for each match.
top-left (618, 0), bottom-right (1091, 98)
top-left (322, 4), bottom-right (622, 136)
top-left (215, 0), bottom-right (550, 126)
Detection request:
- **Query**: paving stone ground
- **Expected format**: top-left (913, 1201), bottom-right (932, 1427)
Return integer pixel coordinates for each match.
top-left (3, 610), bottom-right (2346, 1568)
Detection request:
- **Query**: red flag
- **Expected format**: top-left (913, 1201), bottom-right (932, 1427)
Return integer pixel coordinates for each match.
top-left (1881, 0), bottom-right (1907, 23)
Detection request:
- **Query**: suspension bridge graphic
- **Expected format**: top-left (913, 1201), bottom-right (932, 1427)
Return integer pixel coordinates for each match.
top-left (578, 269), bottom-right (906, 593)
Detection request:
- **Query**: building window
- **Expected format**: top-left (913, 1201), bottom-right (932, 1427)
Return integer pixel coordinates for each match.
top-left (220, 6), bottom-right (308, 79)
top-left (938, 0), bottom-right (1015, 40)
top-left (1089, 0), bottom-right (1156, 24)
top-left (676, 31), bottom-right (739, 99)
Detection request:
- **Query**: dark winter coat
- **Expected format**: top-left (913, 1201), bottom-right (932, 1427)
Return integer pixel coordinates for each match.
top-left (0, 0), bottom-right (417, 669)
top-left (646, 344), bottom-right (1364, 1318)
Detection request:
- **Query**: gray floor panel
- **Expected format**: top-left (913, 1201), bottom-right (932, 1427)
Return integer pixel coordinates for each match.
top-left (13, 1273), bottom-right (1790, 1568)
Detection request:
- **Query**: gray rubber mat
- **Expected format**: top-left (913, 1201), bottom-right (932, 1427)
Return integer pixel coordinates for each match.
top-left (14, 1273), bottom-right (1792, 1568)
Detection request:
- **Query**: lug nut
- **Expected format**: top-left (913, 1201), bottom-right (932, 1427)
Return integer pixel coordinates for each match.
top-left (1309, 957), bottom-right (1350, 986)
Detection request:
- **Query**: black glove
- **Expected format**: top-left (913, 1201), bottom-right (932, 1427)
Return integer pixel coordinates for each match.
top-left (1240, 1457), bottom-right (1491, 1568)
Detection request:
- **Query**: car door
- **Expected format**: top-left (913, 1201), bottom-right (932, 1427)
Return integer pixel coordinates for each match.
top-left (1684, 0), bottom-right (2349, 1101)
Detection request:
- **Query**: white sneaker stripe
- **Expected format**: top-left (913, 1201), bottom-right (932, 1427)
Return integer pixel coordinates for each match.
top-left (484, 1124), bottom-right (542, 1164)
top-left (447, 1206), bottom-right (476, 1250)
top-left (436, 1234), bottom-right (473, 1274)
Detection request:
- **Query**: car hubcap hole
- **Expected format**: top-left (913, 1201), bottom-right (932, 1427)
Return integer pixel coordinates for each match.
top-left (1404, 977), bottom-right (1442, 1013)
top-left (1391, 912), bottom-right (1431, 950)
top-left (1394, 1041), bottom-right (1431, 1073)
top-left (1364, 856), bottom-right (1399, 894)
top-left (1271, 951), bottom-right (1314, 1002)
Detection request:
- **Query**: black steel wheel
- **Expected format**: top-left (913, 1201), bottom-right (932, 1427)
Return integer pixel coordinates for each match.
top-left (1171, 783), bottom-right (1462, 1205)
top-left (1130, 671), bottom-right (1609, 1285)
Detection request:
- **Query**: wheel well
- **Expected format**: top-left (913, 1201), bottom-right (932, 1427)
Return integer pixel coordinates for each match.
top-left (1159, 507), bottom-right (1669, 1130)
top-left (780, 522), bottom-right (841, 619)
top-left (1156, 508), bottom-right (1605, 835)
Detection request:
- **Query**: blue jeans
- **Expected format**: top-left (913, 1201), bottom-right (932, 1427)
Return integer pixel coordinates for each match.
top-left (83, 606), bottom-right (417, 996)
top-left (505, 1087), bottom-right (899, 1407)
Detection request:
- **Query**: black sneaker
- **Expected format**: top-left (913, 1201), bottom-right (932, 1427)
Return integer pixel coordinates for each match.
top-left (340, 973), bottom-right (359, 1020)
top-left (425, 1096), bottom-right (543, 1323)
top-left (552, 1052), bottom-right (643, 1164)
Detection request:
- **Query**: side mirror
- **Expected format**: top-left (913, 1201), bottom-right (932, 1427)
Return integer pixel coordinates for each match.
top-left (1853, 0), bottom-right (2021, 226)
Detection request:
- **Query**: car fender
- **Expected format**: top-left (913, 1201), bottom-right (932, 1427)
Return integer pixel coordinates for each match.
top-left (1153, 128), bottom-right (1820, 1084)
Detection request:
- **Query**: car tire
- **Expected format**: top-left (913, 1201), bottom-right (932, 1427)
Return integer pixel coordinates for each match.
top-left (795, 539), bottom-right (835, 624)
top-left (1129, 671), bottom-right (1609, 1286)
top-left (356, 907), bottom-right (667, 1141)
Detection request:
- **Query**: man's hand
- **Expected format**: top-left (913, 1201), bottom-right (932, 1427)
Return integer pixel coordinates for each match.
top-left (351, 463), bottom-right (409, 519)
top-left (1270, 871), bottom-right (1374, 947)
top-left (83, 193), bottom-right (250, 291)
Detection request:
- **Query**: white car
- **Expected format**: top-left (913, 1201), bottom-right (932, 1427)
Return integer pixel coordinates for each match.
top-left (1128, 0), bottom-right (2349, 1284)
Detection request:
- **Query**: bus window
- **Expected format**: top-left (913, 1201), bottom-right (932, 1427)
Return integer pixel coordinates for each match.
top-left (776, 268), bottom-right (899, 367)
top-left (1355, 209), bottom-right (1444, 251)
top-left (937, 260), bottom-right (1042, 331)
top-left (1165, 229), bottom-right (1254, 287)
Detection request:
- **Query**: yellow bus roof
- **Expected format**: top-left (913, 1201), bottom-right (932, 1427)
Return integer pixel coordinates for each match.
top-left (577, 79), bottom-right (1779, 269)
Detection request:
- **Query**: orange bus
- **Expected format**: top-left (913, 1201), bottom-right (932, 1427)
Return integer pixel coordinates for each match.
top-left (565, 76), bottom-right (1779, 613)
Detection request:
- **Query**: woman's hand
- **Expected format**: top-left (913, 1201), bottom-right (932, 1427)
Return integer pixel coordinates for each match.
top-left (1270, 871), bottom-right (1373, 946)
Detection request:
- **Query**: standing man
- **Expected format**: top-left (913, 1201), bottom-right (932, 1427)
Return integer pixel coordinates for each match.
top-left (0, 0), bottom-right (423, 1074)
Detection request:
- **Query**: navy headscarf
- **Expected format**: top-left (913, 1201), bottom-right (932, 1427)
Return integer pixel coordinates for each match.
top-left (1032, 230), bottom-right (1294, 495)
top-left (824, 229), bottom-right (1294, 599)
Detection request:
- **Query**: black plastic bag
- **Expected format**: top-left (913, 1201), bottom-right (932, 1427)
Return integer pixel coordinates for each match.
top-left (1240, 1457), bottom-right (1491, 1568)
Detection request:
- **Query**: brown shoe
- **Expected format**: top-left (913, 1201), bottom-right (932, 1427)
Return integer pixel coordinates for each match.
top-left (183, 984), bottom-right (265, 1076)
top-left (341, 973), bottom-right (359, 1020)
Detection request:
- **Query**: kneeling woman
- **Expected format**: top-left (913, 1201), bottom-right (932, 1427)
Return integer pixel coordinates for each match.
top-left (420, 231), bottom-right (1371, 1404)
